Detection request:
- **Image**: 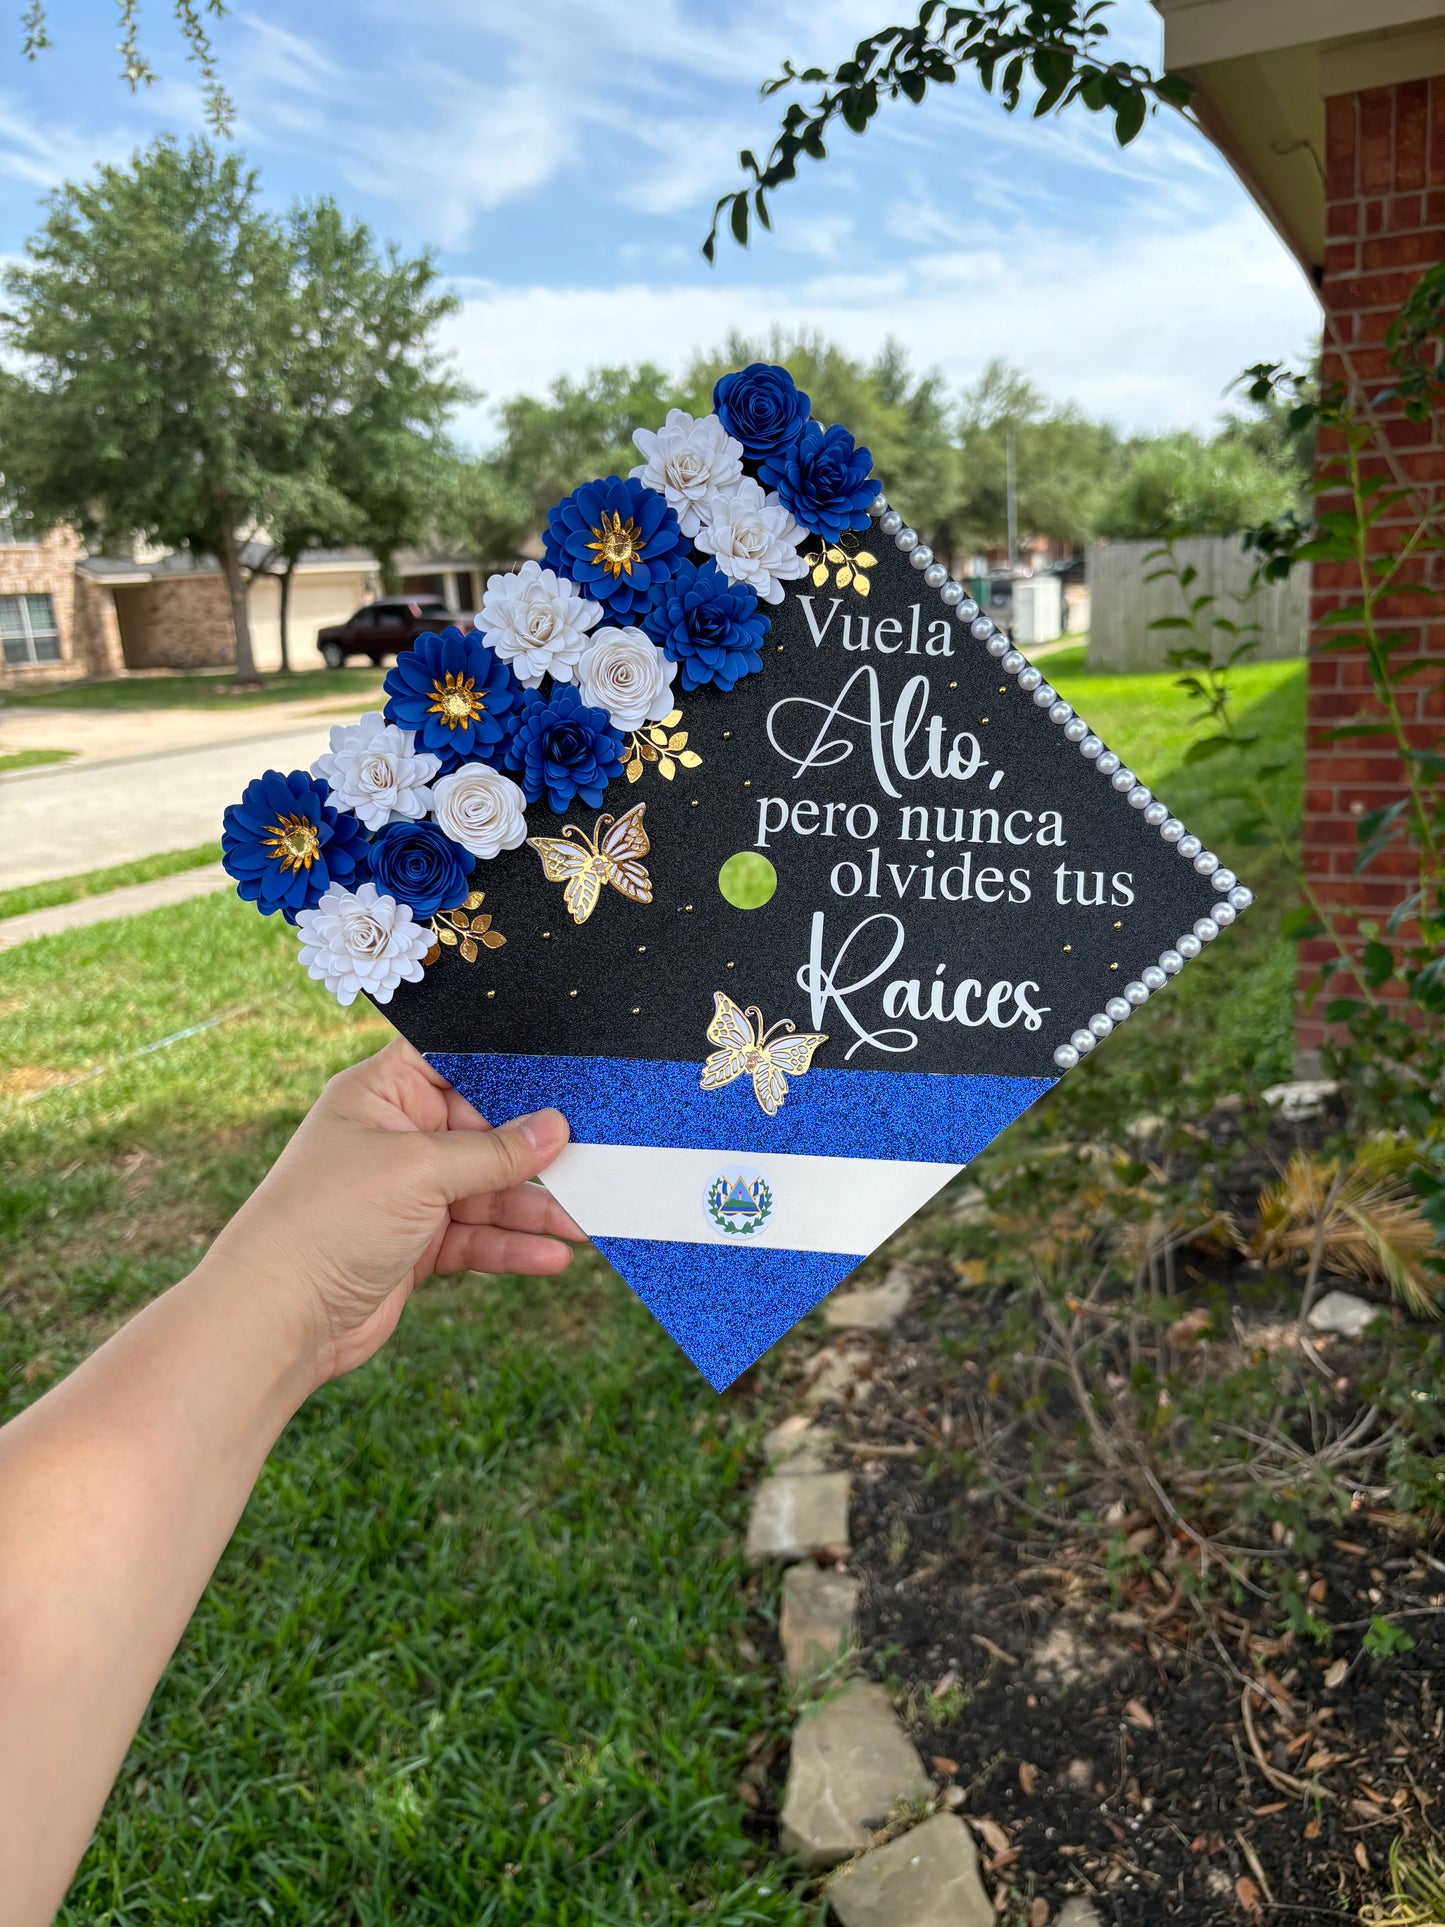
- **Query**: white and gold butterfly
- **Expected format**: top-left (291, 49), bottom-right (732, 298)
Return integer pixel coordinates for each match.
top-left (527, 803), bottom-right (653, 926)
top-left (700, 992), bottom-right (828, 1117)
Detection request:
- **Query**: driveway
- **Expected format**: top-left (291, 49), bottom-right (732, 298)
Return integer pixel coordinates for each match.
top-left (0, 723), bottom-right (337, 889)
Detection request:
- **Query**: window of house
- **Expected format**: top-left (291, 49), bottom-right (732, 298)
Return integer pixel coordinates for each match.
top-left (0, 593), bottom-right (62, 665)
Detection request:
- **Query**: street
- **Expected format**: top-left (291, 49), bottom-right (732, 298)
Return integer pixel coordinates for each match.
top-left (0, 722), bottom-right (336, 889)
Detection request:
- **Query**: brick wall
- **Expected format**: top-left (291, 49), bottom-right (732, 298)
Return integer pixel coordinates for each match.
top-left (0, 528), bottom-right (83, 688)
top-left (1300, 76), bottom-right (1445, 1067)
top-left (114, 574), bottom-right (235, 669)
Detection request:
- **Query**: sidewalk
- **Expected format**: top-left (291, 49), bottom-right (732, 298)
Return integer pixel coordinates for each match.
top-left (0, 683), bottom-right (381, 768)
top-left (0, 722), bottom-right (336, 889)
top-left (0, 864), bottom-right (233, 949)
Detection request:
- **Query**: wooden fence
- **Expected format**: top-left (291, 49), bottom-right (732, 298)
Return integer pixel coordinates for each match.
top-left (1084, 536), bottom-right (1309, 672)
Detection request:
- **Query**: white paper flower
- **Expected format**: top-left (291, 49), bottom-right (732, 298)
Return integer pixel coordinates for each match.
top-left (477, 560), bottom-right (602, 686)
top-left (309, 711), bottom-right (439, 832)
top-left (629, 408), bottom-right (744, 538)
top-left (575, 626), bottom-right (678, 731)
top-left (431, 762), bottom-right (530, 860)
top-left (295, 882), bottom-right (433, 1007)
top-left (693, 477), bottom-right (808, 605)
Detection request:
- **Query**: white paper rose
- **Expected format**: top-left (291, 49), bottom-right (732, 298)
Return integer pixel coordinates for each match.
top-left (295, 882), bottom-right (433, 1007)
top-left (575, 626), bottom-right (678, 731)
top-left (477, 560), bottom-right (602, 685)
top-left (309, 711), bottom-right (439, 831)
top-left (693, 477), bottom-right (808, 605)
top-left (431, 762), bottom-right (530, 860)
top-left (629, 408), bottom-right (744, 538)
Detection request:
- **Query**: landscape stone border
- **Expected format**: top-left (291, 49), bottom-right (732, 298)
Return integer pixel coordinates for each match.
top-left (745, 1260), bottom-right (1106, 1925)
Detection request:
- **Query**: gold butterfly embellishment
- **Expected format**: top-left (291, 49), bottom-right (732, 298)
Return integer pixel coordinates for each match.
top-left (527, 803), bottom-right (653, 926)
top-left (699, 992), bottom-right (828, 1117)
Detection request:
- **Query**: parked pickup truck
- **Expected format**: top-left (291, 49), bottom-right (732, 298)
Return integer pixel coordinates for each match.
top-left (316, 596), bottom-right (473, 668)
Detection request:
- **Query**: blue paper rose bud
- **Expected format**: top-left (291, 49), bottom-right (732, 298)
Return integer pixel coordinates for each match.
top-left (712, 362), bottom-right (811, 462)
top-left (367, 819), bottom-right (473, 918)
top-left (759, 420), bottom-right (877, 544)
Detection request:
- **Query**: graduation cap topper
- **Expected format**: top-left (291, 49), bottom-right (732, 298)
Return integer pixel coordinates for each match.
top-left (221, 364), bottom-right (1254, 1389)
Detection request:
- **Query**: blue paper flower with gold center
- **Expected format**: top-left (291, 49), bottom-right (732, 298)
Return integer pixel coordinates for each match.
top-left (759, 420), bottom-right (876, 544)
top-left (383, 627), bottom-right (519, 772)
top-left (221, 767), bottom-right (369, 920)
top-left (642, 558), bottom-right (770, 694)
top-left (543, 476), bottom-right (686, 619)
top-left (507, 682), bottom-right (624, 814)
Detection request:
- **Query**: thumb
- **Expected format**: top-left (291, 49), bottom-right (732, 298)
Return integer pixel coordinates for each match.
top-left (423, 1107), bottom-right (570, 1203)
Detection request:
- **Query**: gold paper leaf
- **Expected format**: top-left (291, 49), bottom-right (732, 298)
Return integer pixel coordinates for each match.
top-left (626, 759), bottom-right (643, 783)
top-left (659, 756), bottom-right (676, 779)
top-left (422, 944), bottom-right (441, 966)
top-left (471, 913), bottom-right (491, 932)
top-left (811, 563), bottom-right (829, 586)
top-left (855, 551), bottom-right (876, 568)
top-left (678, 750), bottom-right (702, 768)
top-left (836, 565), bottom-right (853, 588)
top-left (661, 709), bottom-right (682, 728)
top-left (667, 731), bottom-right (687, 751)
top-left (465, 891), bottom-right (485, 910)
top-left (640, 742), bottom-right (659, 762)
top-left (437, 924), bottom-right (458, 946)
top-left (646, 726), bottom-right (668, 747)
top-left (827, 546), bottom-right (846, 563)
top-left (481, 929), bottom-right (506, 949)
top-left (854, 573), bottom-right (871, 597)
top-left (459, 937), bottom-right (478, 962)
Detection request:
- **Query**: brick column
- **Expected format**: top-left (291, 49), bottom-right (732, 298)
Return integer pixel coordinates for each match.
top-left (1299, 76), bottom-right (1445, 1071)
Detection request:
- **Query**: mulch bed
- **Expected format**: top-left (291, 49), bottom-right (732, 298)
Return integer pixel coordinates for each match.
top-left (789, 1279), bottom-right (1445, 1924)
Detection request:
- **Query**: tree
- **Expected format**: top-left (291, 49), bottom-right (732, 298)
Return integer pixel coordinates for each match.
top-left (938, 358), bottom-right (1116, 557)
top-left (0, 139), bottom-right (460, 683)
top-left (0, 139), bottom-right (296, 682)
top-left (703, 1), bottom-right (1192, 259)
top-left (261, 199), bottom-right (463, 670)
top-left (1095, 431), bottom-right (1303, 540)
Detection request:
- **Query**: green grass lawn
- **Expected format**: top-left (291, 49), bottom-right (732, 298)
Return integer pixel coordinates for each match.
top-left (0, 644), bottom-right (1306, 1919)
top-left (1, 667), bottom-right (383, 712)
top-left (0, 841), bottom-right (222, 923)
top-left (0, 894), bottom-right (816, 1925)
top-left (1043, 645), bottom-right (1306, 1097)
top-left (0, 745), bottom-right (76, 773)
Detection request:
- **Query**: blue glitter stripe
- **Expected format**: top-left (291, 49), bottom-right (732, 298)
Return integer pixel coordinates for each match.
top-left (593, 1235), bottom-right (865, 1391)
top-left (428, 1051), bottom-right (1053, 1166)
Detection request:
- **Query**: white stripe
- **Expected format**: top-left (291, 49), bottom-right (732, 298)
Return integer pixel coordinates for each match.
top-left (541, 1143), bottom-right (960, 1254)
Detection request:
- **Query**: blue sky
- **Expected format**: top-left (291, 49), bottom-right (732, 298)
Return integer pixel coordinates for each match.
top-left (0, 0), bottom-right (1319, 449)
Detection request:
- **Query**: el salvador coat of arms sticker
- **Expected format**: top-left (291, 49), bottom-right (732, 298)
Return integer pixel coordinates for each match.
top-left (219, 363), bottom-right (1252, 1389)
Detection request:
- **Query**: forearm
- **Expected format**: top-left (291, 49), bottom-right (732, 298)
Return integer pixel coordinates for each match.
top-left (0, 1254), bottom-right (316, 1925)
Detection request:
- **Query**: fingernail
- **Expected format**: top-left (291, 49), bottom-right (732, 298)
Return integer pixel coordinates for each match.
top-left (517, 1107), bottom-right (567, 1149)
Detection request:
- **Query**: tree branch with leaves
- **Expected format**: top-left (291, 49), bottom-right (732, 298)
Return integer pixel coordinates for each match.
top-left (703, 0), bottom-right (1194, 259)
top-left (21, 0), bottom-right (232, 133)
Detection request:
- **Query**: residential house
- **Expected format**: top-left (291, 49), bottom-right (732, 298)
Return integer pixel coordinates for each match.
top-left (0, 533), bottom-right (497, 689)
top-left (1153, 0), bottom-right (1445, 1068)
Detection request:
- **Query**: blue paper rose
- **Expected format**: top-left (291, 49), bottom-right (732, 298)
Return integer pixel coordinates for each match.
top-left (222, 768), bottom-right (369, 921)
top-left (542, 476), bottom-right (686, 620)
top-left (507, 682), bottom-right (624, 814)
top-left (642, 558), bottom-right (770, 694)
top-left (382, 627), bottom-right (519, 772)
top-left (759, 420), bottom-right (877, 543)
top-left (367, 819), bottom-right (472, 919)
top-left (712, 362), bottom-right (811, 462)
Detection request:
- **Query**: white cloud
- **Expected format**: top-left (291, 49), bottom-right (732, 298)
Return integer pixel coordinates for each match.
top-left (438, 199), bottom-right (1318, 449)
